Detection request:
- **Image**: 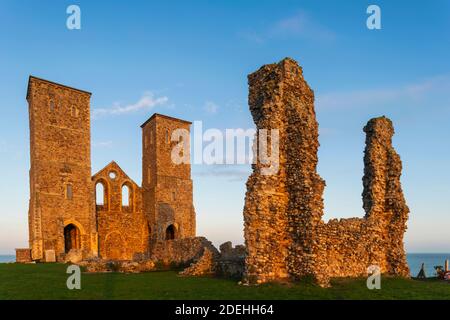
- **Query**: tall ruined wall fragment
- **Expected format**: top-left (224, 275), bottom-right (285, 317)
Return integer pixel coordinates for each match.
top-left (243, 58), bottom-right (409, 286)
top-left (361, 117), bottom-right (410, 276)
top-left (243, 57), bottom-right (325, 284)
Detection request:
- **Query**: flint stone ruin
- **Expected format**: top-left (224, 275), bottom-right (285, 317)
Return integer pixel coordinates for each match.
top-left (243, 57), bottom-right (410, 287)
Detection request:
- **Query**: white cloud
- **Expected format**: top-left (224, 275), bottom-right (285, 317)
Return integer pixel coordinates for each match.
top-left (316, 74), bottom-right (450, 110)
top-left (93, 91), bottom-right (168, 118)
top-left (203, 101), bottom-right (219, 114)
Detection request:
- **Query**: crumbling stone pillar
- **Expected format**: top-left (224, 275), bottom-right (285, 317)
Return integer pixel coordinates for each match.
top-left (243, 58), bottom-right (325, 284)
top-left (362, 117), bottom-right (410, 277)
top-left (243, 58), bottom-right (410, 287)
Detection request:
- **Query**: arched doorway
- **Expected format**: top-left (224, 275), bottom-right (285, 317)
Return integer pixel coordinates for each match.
top-left (64, 224), bottom-right (81, 253)
top-left (166, 224), bottom-right (176, 240)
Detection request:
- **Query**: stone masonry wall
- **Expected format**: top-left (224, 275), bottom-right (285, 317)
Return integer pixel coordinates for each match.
top-left (149, 237), bottom-right (218, 265)
top-left (141, 114), bottom-right (196, 242)
top-left (179, 248), bottom-right (217, 276)
top-left (27, 77), bottom-right (97, 262)
top-left (180, 241), bottom-right (245, 278)
top-left (243, 58), bottom-right (410, 287)
top-left (216, 242), bottom-right (246, 278)
top-left (15, 248), bottom-right (32, 263)
top-left (93, 161), bottom-right (148, 261)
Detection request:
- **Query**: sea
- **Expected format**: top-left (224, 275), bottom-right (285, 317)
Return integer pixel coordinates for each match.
top-left (407, 253), bottom-right (450, 277)
top-left (0, 253), bottom-right (448, 277)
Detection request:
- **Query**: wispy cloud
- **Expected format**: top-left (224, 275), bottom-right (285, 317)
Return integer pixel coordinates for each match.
top-left (239, 10), bottom-right (336, 44)
top-left (316, 75), bottom-right (450, 110)
top-left (93, 91), bottom-right (168, 118)
top-left (238, 31), bottom-right (265, 44)
top-left (194, 166), bottom-right (251, 182)
top-left (268, 11), bottom-right (336, 41)
top-left (92, 140), bottom-right (113, 148)
top-left (203, 101), bottom-right (219, 114)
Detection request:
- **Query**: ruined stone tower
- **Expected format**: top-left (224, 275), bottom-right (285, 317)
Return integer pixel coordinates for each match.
top-left (141, 114), bottom-right (196, 242)
top-left (26, 76), bottom-right (97, 262)
top-left (20, 76), bottom-right (199, 264)
top-left (243, 58), bottom-right (409, 286)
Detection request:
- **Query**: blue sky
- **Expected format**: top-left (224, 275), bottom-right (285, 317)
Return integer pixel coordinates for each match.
top-left (0, 0), bottom-right (449, 254)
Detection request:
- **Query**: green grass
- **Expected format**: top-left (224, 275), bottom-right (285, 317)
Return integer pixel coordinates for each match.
top-left (0, 263), bottom-right (449, 300)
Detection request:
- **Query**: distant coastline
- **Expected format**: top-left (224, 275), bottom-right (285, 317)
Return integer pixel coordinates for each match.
top-left (0, 255), bottom-right (15, 263)
top-left (1, 253), bottom-right (448, 278)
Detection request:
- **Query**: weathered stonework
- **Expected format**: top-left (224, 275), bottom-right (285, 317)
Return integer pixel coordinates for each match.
top-left (243, 58), bottom-right (410, 286)
top-left (216, 242), bottom-right (246, 278)
top-left (26, 77), bottom-right (97, 262)
top-left (179, 248), bottom-right (218, 276)
top-left (141, 114), bottom-right (196, 242)
top-left (180, 241), bottom-right (246, 278)
top-left (80, 259), bottom-right (156, 273)
top-left (15, 248), bottom-right (32, 263)
top-left (149, 237), bottom-right (218, 265)
top-left (93, 161), bottom-right (148, 261)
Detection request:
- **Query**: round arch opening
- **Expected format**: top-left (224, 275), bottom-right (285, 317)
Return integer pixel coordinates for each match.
top-left (165, 224), bottom-right (176, 240)
top-left (64, 224), bottom-right (81, 253)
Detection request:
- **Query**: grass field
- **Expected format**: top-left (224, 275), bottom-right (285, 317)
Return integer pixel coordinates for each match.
top-left (0, 263), bottom-right (449, 300)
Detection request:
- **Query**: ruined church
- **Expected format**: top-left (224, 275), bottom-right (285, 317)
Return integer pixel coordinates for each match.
top-left (18, 76), bottom-right (196, 262)
top-left (16, 58), bottom-right (411, 287)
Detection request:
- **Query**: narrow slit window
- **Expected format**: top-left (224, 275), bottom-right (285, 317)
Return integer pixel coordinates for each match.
top-left (71, 106), bottom-right (79, 117)
top-left (66, 184), bottom-right (73, 200)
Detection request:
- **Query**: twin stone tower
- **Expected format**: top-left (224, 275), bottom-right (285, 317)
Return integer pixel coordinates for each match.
top-left (21, 57), bottom-right (409, 287)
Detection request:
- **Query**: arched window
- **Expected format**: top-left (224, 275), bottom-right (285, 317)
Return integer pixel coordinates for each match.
top-left (122, 184), bottom-right (130, 207)
top-left (95, 181), bottom-right (108, 209)
top-left (166, 224), bottom-right (176, 240)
